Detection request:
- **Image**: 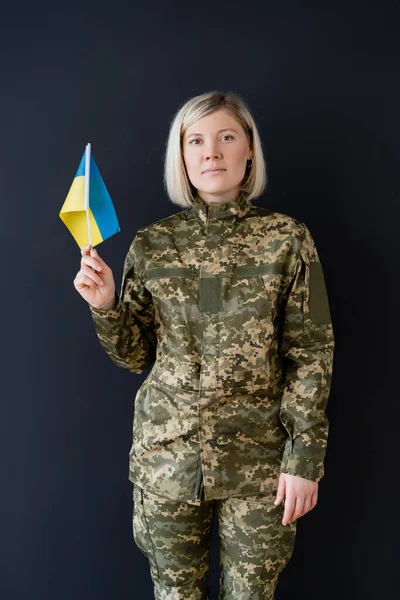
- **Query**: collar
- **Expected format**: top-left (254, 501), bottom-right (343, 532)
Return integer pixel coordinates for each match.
top-left (189, 191), bottom-right (253, 225)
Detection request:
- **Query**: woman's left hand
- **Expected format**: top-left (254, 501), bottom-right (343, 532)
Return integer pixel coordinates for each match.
top-left (274, 472), bottom-right (318, 526)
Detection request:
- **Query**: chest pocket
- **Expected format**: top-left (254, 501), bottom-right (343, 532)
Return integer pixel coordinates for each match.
top-left (143, 267), bottom-right (201, 332)
top-left (144, 263), bottom-right (288, 315)
top-left (235, 262), bottom-right (287, 313)
top-left (198, 263), bottom-right (287, 314)
top-left (144, 267), bottom-right (197, 301)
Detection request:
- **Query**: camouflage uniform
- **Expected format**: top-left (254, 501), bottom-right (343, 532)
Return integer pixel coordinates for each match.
top-left (89, 191), bottom-right (335, 598)
top-left (132, 485), bottom-right (297, 599)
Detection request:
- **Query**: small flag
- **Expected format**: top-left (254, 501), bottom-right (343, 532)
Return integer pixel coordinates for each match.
top-left (59, 143), bottom-right (120, 249)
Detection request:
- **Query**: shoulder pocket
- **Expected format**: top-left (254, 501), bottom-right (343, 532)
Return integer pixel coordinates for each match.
top-left (305, 259), bottom-right (332, 325)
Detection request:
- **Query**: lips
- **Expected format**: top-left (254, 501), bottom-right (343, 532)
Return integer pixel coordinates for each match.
top-left (203, 168), bottom-right (226, 173)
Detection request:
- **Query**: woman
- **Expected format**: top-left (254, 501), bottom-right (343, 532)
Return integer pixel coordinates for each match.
top-left (74, 90), bottom-right (335, 599)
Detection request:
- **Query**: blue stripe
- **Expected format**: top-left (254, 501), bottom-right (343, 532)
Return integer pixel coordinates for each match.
top-left (89, 156), bottom-right (120, 239)
top-left (75, 150), bottom-right (120, 241)
top-left (75, 151), bottom-right (86, 177)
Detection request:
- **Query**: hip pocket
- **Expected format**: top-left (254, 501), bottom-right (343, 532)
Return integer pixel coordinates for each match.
top-left (259, 499), bottom-right (297, 583)
top-left (132, 485), bottom-right (160, 579)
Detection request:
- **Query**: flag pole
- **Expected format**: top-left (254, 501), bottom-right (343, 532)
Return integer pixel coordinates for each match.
top-left (84, 142), bottom-right (92, 249)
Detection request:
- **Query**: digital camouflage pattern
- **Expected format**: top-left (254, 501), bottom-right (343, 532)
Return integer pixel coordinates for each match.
top-left (132, 484), bottom-right (297, 599)
top-left (89, 191), bottom-right (335, 505)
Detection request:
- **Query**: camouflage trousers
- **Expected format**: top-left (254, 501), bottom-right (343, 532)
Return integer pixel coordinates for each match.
top-left (132, 483), bottom-right (297, 600)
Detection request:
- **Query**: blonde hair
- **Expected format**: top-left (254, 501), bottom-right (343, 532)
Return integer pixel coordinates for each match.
top-left (163, 90), bottom-right (268, 208)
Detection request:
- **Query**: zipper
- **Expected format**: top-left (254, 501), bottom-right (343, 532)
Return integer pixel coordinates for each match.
top-left (192, 211), bottom-right (208, 503)
top-left (192, 209), bottom-right (208, 503)
top-left (193, 454), bottom-right (203, 501)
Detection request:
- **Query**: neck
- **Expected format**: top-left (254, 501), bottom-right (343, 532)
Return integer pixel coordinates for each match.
top-left (195, 188), bottom-right (241, 205)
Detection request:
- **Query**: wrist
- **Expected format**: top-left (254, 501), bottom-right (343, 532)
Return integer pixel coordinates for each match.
top-left (105, 292), bottom-right (119, 310)
top-left (92, 292), bottom-right (118, 312)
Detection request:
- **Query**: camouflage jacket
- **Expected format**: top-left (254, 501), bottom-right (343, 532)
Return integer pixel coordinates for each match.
top-left (89, 192), bottom-right (335, 505)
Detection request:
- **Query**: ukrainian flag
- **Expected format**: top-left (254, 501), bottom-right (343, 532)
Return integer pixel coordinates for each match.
top-left (59, 145), bottom-right (120, 249)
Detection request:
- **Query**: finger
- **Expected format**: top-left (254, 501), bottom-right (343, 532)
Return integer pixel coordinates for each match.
top-left (82, 255), bottom-right (103, 272)
top-left (90, 247), bottom-right (107, 268)
top-left (75, 273), bottom-right (98, 289)
top-left (302, 496), bottom-right (312, 515)
top-left (282, 497), bottom-right (295, 526)
top-left (81, 265), bottom-right (104, 287)
top-left (292, 496), bottom-right (305, 521)
top-left (274, 475), bottom-right (286, 506)
top-left (76, 267), bottom-right (103, 288)
top-left (81, 244), bottom-right (92, 256)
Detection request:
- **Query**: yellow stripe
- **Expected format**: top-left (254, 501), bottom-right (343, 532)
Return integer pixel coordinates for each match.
top-left (59, 176), bottom-right (103, 249)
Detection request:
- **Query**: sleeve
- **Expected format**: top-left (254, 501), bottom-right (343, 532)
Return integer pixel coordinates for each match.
top-left (88, 236), bottom-right (157, 374)
top-left (278, 223), bottom-right (335, 483)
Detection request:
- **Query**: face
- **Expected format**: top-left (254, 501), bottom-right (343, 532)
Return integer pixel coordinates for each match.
top-left (182, 109), bottom-right (252, 204)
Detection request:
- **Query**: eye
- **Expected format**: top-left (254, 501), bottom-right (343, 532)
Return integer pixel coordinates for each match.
top-left (188, 134), bottom-right (234, 145)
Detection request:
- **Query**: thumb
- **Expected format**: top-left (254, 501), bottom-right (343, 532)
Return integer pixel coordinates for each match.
top-left (274, 475), bottom-right (286, 505)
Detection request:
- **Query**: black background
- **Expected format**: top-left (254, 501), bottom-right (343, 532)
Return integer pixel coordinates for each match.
top-left (2, 1), bottom-right (399, 598)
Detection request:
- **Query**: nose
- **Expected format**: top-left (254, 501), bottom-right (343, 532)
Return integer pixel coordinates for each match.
top-left (204, 141), bottom-right (221, 160)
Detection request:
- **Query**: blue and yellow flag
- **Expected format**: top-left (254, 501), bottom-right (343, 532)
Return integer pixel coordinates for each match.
top-left (59, 145), bottom-right (120, 249)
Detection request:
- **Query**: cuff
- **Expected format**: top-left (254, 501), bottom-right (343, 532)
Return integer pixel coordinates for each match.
top-left (88, 292), bottom-right (121, 317)
top-left (280, 437), bottom-right (325, 483)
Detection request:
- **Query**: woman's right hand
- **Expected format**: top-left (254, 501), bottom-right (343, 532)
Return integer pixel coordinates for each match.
top-left (74, 244), bottom-right (117, 310)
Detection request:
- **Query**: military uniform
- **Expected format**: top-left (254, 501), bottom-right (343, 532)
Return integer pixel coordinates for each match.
top-left (88, 191), bottom-right (335, 598)
top-left (132, 485), bottom-right (297, 599)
